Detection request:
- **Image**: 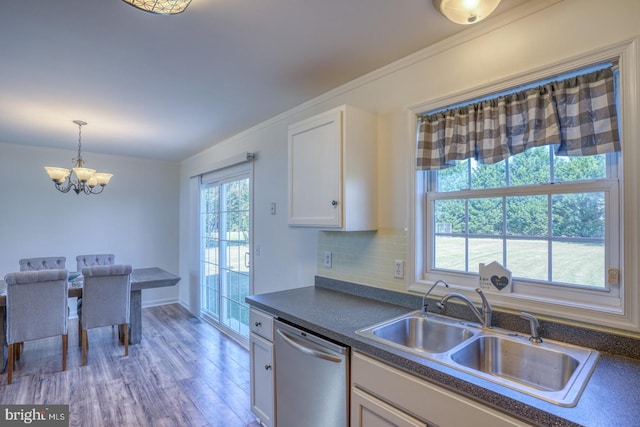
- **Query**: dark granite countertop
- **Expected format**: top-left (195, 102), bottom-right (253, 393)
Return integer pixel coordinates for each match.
top-left (246, 279), bottom-right (640, 427)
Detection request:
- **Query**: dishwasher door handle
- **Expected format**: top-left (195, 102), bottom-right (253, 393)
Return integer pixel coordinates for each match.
top-left (276, 329), bottom-right (343, 363)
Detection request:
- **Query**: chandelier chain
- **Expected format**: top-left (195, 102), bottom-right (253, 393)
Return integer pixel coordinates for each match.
top-left (73, 121), bottom-right (85, 167)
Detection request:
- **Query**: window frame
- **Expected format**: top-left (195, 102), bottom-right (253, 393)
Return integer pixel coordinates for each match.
top-left (409, 39), bottom-right (640, 331)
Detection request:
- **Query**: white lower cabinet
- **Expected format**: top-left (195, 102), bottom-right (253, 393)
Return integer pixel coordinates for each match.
top-left (351, 351), bottom-right (531, 427)
top-left (250, 309), bottom-right (275, 427)
top-left (352, 387), bottom-right (427, 427)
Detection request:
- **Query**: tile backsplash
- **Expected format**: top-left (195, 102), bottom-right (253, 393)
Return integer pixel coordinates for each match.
top-left (317, 228), bottom-right (408, 292)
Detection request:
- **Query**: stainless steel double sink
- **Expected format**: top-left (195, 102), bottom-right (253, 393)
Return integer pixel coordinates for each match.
top-left (356, 311), bottom-right (599, 407)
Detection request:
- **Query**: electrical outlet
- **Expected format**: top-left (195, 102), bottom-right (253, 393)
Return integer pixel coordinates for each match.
top-left (394, 260), bottom-right (404, 279)
top-left (270, 202), bottom-right (277, 215)
top-left (324, 251), bottom-right (332, 268)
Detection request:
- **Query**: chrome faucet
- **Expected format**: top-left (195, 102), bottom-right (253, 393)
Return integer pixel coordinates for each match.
top-left (421, 279), bottom-right (449, 314)
top-left (437, 288), bottom-right (493, 328)
top-left (520, 312), bottom-right (543, 343)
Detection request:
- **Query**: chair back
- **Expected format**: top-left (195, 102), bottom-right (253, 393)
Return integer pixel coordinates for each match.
top-left (81, 264), bottom-right (132, 330)
top-left (4, 269), bottom-right (69, 345)
top-left (19, 257), bottom-right (66, 271)
top-left (76, 254), bottom-right (115, 272)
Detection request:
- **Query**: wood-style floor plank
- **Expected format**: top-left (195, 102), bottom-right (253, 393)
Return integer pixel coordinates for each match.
top-left (1, 304), bottom-right (261, 427)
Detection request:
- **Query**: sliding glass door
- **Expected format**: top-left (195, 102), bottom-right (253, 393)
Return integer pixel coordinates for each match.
top-left (200, 167), bottom-right (251, 342)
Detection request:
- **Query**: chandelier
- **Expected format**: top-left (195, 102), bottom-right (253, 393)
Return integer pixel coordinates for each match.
top-left (44, 120), bottom-right (113, 195)
top-left (121, 0), bottom-right (193, 15)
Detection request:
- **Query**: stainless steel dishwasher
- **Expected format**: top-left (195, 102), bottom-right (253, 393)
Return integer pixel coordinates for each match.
top-left (274, 319), bottom-right (349, 427)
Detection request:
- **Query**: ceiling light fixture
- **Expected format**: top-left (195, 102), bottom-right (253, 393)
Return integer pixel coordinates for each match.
top-left (433, 0), bottom-right (501, 25)
top-left (121, 0), bottom-right (192, 15)
top-left (44, 120), bottom-right (113, 195)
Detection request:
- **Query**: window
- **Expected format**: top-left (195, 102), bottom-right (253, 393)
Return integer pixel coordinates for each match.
top-left (411, 42), bottom-right (639, 330)
top-left (429, 146), bottom-right (618, 291)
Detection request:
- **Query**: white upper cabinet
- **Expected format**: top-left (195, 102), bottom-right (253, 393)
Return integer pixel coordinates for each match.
top-left (287, 104), bottom-right (377, 230)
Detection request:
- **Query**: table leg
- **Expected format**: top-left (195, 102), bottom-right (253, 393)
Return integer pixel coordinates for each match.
top-left (129, 289), bottom-right (142, 344)
top-left (1, 306), bottom-right (5, 373)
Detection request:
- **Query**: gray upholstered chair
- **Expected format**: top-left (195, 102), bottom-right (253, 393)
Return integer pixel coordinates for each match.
top-left (80, 264), bottom-right (132, 366)
top-left (4, 269), bottom-right (69, 384)
top-left (19, 256), bottom-right (66, 271)
top-left (75, 254), bottom-right (115, 342)
top-left (14, 257), bottom-right (67, 359)
top-left (76, 254), bottom-right (115, 272)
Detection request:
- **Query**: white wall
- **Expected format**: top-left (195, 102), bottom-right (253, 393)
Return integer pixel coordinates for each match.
top-left (0, 142), bottom-right (180, 307)
top-left (179, 118), bottom-right (319, 311)
top-left (179, 0), bottom-right (640, 313)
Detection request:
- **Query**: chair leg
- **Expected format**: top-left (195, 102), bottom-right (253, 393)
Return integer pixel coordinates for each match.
top-left (15, 342), bottom-right (22, 360)
top-left (78, 318), bottom-right (82, 346)
top-left (123, 324), bottom-right (129, 357)
top-left (81, 329), bottom-right (88, 366)
top-left (7, 343), bottom-right (14, 385)
top-left (62, 334), bottom-right (68, 371)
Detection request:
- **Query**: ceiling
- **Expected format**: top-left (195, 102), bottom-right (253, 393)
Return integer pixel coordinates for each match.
top-left (0, 0), bottom-right (530, 161)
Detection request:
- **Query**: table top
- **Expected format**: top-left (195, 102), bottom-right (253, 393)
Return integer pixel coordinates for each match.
top-left (0, 267), bottom-right (180, 306)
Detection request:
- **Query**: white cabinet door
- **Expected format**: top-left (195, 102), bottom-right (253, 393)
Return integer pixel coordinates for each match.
top-left (287, 104), bottom-right (377, 230)
top-left (352, 352), bottom-right (531, 427)
top-left (352, 387), bottom-right (428, 427)
top-left (250, 332), bottom-right (275, 427)
top-left (288, 107), bottom-right (343, 227)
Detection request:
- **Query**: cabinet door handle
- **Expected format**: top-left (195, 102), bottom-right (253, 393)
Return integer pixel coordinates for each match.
top-left (255, 321), bottom-right (262, 327)
top-left (331, 200), bottom-right (338, 207)
top-left (265, 364), bottom-right (272, 370)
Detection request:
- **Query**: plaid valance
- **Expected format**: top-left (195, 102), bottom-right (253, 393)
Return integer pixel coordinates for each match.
top-left (416, 67), bottom-right (621, 170)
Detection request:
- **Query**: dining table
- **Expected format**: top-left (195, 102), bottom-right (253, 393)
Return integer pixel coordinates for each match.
top-left (1, 267), bottom-right (180, 366)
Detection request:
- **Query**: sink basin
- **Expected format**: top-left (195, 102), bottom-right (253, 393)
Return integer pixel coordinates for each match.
top-left (356, 311), bottom-right (476, 354)
top-left (449, 334), bottom-right (599, 406)
top-left (451, 335), bottom-right (578, 391)
top-left (356, 311), bottom-right (599, 407)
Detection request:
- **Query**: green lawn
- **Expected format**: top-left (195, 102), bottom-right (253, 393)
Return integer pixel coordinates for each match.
top-left (435, 237), bottom-right (605, 288)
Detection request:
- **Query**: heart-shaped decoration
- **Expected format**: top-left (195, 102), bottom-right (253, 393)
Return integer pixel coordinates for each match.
top-left (490, 275), bottom-right (509, 290)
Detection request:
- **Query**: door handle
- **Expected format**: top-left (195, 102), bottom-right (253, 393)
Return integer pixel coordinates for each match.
top-left (245, 252), bottom-right (250, 268)
top-left (276, 329), bottom-right (343, 363)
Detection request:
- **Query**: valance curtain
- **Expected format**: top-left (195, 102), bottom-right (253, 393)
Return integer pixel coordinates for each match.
top-left (416, 67), bottom-right (621, 170)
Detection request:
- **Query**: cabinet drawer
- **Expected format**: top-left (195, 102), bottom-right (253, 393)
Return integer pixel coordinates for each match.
top-left (250, 308), bottom-right (274, 341)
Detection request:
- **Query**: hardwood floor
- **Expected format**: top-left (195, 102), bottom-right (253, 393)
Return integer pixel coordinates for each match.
top-left (1, 304), bottom-right (261, 427)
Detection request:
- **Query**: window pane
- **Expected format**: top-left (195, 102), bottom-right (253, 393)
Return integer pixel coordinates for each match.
top-left (552, 241), bottom-right (604, 288)
top-left (471, 159), bottom-right (506, 189)
top-left (468, 238), bottom-right (503, 273)
top-left (552, 193), bottom-right (605, 238)
top-left (506, 195), bottom-right (548, 236)
top-left (438, 160), bottom-right (469, 192)
top-left (434, 236), bottom-right (466, 271)
top-left (469, 198), bottom-right (502, 235)
top-left (554, 154), bottom-right (606, 182)
top-left (509, 146), bottom-right (551, 185)
top-left (506, 239), bottom-right (548, 281)
top-left (434, 199), bottom-right (466, 234)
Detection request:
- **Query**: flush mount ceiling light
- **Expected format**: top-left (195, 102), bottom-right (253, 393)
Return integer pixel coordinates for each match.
top-left (433, 0), bottom-right (501, 25)
top-left (121, 0), bottom-right (192, 15)
top-left (44, 120), bottom-right (113, 195)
